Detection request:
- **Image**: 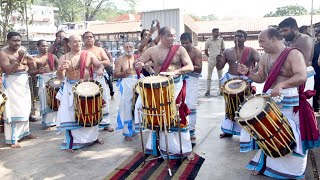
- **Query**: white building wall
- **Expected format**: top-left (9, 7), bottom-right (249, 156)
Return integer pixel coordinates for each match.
top-left (141, 9), bottom-right (184, 42)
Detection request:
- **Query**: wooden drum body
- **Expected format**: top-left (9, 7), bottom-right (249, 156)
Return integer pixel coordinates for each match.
top-left (46, 78), bottom-right (63, 111)
top-left (138, 76), bottom-right (176, 130)
top-left (73, 81), bottom-right (103, 127)
top-left (221, 77), bottom-right (251, 121)
top-left (235, 94), bottom-right (296, 157)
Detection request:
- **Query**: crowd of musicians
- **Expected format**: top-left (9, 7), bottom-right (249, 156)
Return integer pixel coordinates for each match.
top-left (0, 17), bottom-right (320, 179)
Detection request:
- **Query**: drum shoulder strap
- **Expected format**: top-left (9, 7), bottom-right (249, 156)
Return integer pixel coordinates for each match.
top-left (160, 45), bottom-right (180, 72)
top-left (48, 52), bottom-right (54, 71)
top-left (240, 47), bottom-right (250, 64)
top-left (79, 50), bottom-right (92, 79)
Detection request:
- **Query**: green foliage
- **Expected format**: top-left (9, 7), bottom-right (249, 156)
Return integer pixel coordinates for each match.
top-left (264, 5), bottom-right (308, 17)
top-left (33, 0), bottom-right (138, 23)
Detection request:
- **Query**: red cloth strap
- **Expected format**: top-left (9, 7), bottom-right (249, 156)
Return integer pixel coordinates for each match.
top-left (134, 54), bottom-right (142, 79)
top-left (240, 47), bottom-right (250, 64)
top-left (48, 53), bottom-right (54, 71)
top-left (175, 79), bottom-right (190, 126)
top-left (263, 47), bottom-right (293, 93)
top-left (160, 45), bottom-right (180, 72)
top-left (79, 51), bottom-right (93, 79)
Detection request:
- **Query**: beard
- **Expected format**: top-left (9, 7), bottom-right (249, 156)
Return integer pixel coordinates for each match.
top-left (283, 32), bottom-right (295, 41)
top-left (124, 51), bottom-right (133, 56)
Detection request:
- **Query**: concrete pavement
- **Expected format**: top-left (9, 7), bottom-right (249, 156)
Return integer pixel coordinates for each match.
top-left (0, 62), bottom-right (319, 179)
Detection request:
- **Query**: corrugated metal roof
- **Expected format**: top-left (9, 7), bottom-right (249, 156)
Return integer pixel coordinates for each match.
top-left (184, 15), bottom-right (199, 33)
top-left (87, 21), bottom-right (142, 34)
top-left (196, 15), bottom-right (320, 33)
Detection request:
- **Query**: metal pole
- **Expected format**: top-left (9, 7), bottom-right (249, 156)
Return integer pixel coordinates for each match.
top-left (310, 0), bottom-right (315, 38)
top-left (24, 0), bottom-right (29, 47)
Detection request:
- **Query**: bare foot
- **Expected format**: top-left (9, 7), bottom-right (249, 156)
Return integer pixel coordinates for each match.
top-left (11, 143), bottom-right (21, 148)
top-left (251, 170), bottom-right (261, 176)
top-left (190, 136), bottom-right (196, 141)
top-left (65, 149), bottom-right (74, 153)
top-left (95, 138), bottom-right (104, 144)
top-left (187, 154), bottom-right (194, 161)
top-left (43, 126), bottom-right (51, 130)
top-left (25, 134), bottom-right (38, 139)
top-left (125, 136), bottom-right (134, 141)
top-left (103, 126), bottom-right (114, 132)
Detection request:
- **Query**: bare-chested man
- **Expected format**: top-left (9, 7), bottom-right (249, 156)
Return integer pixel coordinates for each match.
top-left (279, 17), bottom-right (315, 105)
top-left (216, 30), bottom-right (260, 139)
top-left (237, 27), bottom-right (312, 179)
top-left (137, 20), bottom-right (160, 54)
top-left (114, 41), bottom-right (139, 141)
top-left (49, 30), bottom-right (67, 59)
top-left (0, 32), bottom-right (38, 148)
top-left (30, 40), bottom-right (59, 129)
top-left (180, 32), bottom-right (202, 143)
top-left (56, 34), bottom-right (104, 153)
top-left (82, 31), bottom-right (114, 132)
top-left (134, 27), bottom-right (194, 160)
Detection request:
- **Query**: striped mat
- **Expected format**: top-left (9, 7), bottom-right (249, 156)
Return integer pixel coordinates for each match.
top-left (106, 152), bottom-right (205, 180)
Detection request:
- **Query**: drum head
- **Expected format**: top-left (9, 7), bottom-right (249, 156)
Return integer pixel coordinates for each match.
top-left (48, 78), bottom-right (63, 88)
top-left (75, 81), bottom-right (100, 96)
top-left (139, 76), bottom-right (173, 88)
top-left (238, 96), bottom-right (266, 120)
top-left (223, 79), bottom-right (247, 94)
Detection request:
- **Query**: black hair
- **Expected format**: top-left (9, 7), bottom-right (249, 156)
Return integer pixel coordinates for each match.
top-left (266, 27), bottom-right (283, 40)
top-left (278, 17), bottom-right (298, 29)
top-left (140, 29), bottom-right (149, 39)
top-left (299, 25), bottom-right (309, 33)
top-left (55, 30), bottom-right (65, 37)
top-left (180, 32), bottom-right (192, 43)
top-left (82, 31), bottom-right (95, 39)
top-left (36, 39), bottom-right (46, 46)
top-left (7, 32), bottom-right (21, 40)
top-left (235, 30), bottom-right (247, 39)
top-left (212, 28), bottom-right (219, 32)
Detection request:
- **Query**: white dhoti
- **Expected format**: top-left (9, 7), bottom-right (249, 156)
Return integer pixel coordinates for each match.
top-left (135, 77), bottom-right (192, 159)
top-left (38, 73), bottom-right (58, 127)
top-left (56, 79), bottom-right (99, 150)
top-left (243, 88), bottom-right (307, 179)
top-left (219, 73), bottom-right (249, 135)
top-left (94, 73), bottom-right (111, 129)
top-left (185, 73), bottom-right (200, 140)
top-left (2, 72), bottom-right (31, 144)
top-left (116, 76), bottom-right (138, 137)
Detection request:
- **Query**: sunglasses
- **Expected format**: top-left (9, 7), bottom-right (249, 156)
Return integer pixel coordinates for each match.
top-left (235, 34), bottom-right (244, 38)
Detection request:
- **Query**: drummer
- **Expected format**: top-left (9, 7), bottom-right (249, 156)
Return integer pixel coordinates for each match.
top-left (134, 26), bottom-right (195, 160)
top-left (56, 34), bottom-right (105, 153)
top-left (82, 31), bottom-right (114, 132)
top-left (114, 41), bottom-right (139, 141)
top-left (237, 27), bottom-right (317, 179)
top-left (216, 30), bottom-right (260, 139)
top-left (180, 32), bottom-right (202, 143)
top-left (29, 40), bottom-right (59, 129)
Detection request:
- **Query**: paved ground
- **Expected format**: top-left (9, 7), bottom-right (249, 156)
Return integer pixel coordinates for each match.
top-left (0, 62), bottom-right (319, 179)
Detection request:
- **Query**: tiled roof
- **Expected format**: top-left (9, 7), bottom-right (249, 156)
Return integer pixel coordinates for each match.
top-left (87, 21), bottom-right (142, 34)
top-left (196, 15), bottom-right (320, 33)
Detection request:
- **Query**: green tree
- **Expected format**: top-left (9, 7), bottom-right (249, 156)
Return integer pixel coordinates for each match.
top-left (264, 5), bottom-right (308, 17)
top-left (34, 0), bottom-right (137, 22)
top-left (0, 0), bottom-right (34, 44)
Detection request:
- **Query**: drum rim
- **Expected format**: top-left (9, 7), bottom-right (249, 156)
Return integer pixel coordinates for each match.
top-left (138, 76), bottom-right (174, 88)
top-left (235, 94), bottom-right (270, 122)
top-left (0, 91), bottom-right (7, 107)
top-left (46, 77), bottom-right (63, 89)
top-left (222, 77), bottom-right (249, 95)
top-left (73, 80), bottom-right (102, 98)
